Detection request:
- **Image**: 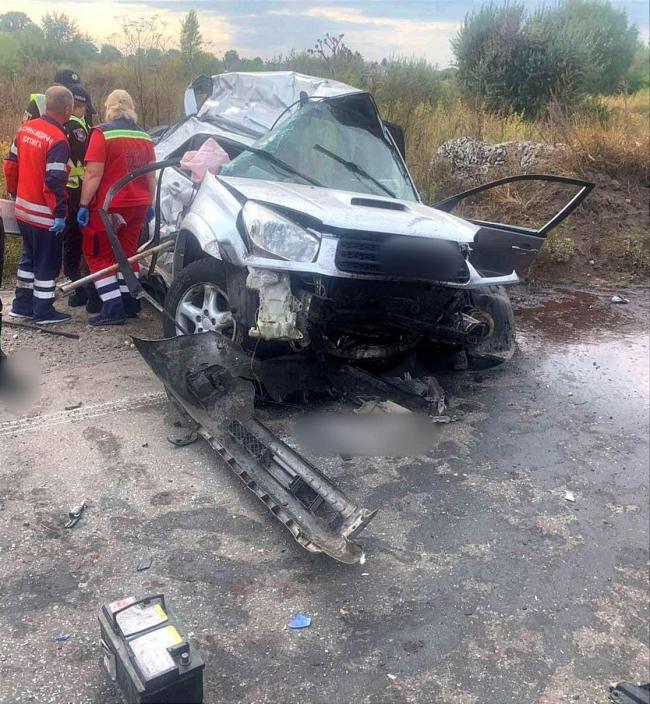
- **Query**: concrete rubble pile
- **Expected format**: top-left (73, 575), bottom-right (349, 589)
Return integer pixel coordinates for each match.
top-left (436, 137), bottom-right (566, 180)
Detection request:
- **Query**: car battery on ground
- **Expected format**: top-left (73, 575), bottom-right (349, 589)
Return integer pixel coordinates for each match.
top-left (99, 594), bottom-right (204, 704)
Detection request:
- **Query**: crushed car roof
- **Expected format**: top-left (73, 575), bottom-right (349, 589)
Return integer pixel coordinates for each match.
top-left (184, 70), bottom-right (361, 139)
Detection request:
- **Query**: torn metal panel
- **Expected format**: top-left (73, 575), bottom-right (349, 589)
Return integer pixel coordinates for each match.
top-left (133, 332), bottom-right (376, 564)
top-left (609, 682), bottom-right (650, 704)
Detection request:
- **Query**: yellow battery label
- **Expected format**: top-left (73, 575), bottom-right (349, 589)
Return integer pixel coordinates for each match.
top-left (129, 625), bottom-right (183, 680)
top-left (117, 602), bottom-right (168, 637)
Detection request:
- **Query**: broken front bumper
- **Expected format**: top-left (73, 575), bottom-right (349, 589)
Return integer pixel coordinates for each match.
top-left (134, 332), bottom-right (377, 563)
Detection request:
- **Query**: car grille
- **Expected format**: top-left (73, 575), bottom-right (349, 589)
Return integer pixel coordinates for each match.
top-left (335, 237), bottom-right (383, 274)
top-left (335, 233), bottom-right (469, 283)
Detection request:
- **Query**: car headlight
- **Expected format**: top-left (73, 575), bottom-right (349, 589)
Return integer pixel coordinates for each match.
top-left (242, 201), bottom-right (321, 263)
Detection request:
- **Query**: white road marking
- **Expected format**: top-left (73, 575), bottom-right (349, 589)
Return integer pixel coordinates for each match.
top-left (0, 392), bottom-right (169, 436)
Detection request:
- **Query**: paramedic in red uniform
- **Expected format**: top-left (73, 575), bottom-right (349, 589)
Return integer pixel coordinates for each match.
top-left (77, 90), bottom-right (156, 326)
top-left (4, 85), bottom-right (74, 325)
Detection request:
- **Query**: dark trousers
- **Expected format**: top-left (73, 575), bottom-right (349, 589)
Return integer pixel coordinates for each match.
top-left (63, 194), bottom-right (83, 282)
top-left (12, 221), bottom-right (62, 318)
top-left (63, 190), bottom-right (101, 309)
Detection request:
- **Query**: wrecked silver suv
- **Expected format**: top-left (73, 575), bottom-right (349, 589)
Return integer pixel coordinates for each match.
top-left (144, 71), bottom-right (592, 365)
top-left (105, 72), bottom-right (592, 563)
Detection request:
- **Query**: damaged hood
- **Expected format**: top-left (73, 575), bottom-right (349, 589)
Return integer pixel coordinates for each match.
top-left (220, 176), bottom-right (479, 242)
top-left (186, 71), bottom-right (361, 139)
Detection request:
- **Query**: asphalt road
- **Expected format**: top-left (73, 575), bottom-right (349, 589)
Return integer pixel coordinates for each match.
top-left (0, 285), bottom-right (648, 704)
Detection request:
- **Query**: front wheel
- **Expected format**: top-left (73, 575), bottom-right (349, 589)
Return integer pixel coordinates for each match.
top-left (465, 285), bottom-right (516, 368)
top-left (162, 257), bottom-right (243, 343)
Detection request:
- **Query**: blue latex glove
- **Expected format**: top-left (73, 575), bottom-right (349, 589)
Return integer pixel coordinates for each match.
top-left (49, 217), bottom-right (66, 234)
top-left (146, 205), bottom-right (156, 223)
top-left (77, 206), bottom-right (89, 228)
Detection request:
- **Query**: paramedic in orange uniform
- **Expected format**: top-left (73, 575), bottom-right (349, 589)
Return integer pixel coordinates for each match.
top-left (77, 90), bottom-right (156, 326)
top-left (4, 86), bottom-right (74, 325)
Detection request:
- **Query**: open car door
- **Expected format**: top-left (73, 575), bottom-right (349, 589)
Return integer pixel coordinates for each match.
top-left (433, 174), bottom-right (594, 276)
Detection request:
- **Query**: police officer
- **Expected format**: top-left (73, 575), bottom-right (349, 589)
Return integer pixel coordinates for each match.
top-left (4, 86), bottom-right (74, 325)
top-left (62, 85), bottom-right (101, 311)
top-left (54, 68), bottom-right (96, 126)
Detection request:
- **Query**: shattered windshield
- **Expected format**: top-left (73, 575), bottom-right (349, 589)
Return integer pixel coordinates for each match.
top-left (220, 95), bottom-right (418, 202)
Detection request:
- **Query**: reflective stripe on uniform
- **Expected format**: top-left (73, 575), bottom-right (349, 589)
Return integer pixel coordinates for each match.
top-left (17, 269), bottom-right (34, 279)
top-left (33, 289), bottom-right (55, 299)
top-left (95, 274), bottom-right (122, 302)
top-left (14, 207), bottom-right (55, 227)
top-left (95, 275), bottom-right (118, 288)
top-left (15, 197), bottom-right (52, 214)
top-left (10, 143), bottom-right (17, 155)
top-left (117, 270), bottom-right (139, 293)
top-left (34, 279), bottom-right (56, 288)
top-left (103, 129), bottom-right (153, 142)
top-left (45, 162), bottom-right (67, 172)
top-left (99, 288), bottom-right (122, 301)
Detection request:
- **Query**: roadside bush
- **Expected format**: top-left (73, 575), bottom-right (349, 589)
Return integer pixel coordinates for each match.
top-left (618, 233), bottom-right (650, 273)
top-left (370, 58), bottom-right (447, 117)
top-left (453, 0), bottom-right (640, 119)
top-left (626, 44), bottom-right (650, 92)
top-left (541, 230), bottom-right (576, 263)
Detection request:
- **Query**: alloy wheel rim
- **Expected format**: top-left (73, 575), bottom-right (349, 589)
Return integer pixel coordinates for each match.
top-left (174, 282), bottom-right (236, 337)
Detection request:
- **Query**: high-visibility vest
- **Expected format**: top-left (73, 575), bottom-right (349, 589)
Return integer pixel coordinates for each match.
top-left (65, 115), bottom-right (89, 189)
top-left (25, 93), bottom-right (45, 121)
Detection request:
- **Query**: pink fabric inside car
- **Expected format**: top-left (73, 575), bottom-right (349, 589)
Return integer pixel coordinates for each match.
top-left (180, 138), bottom-right (230, 182)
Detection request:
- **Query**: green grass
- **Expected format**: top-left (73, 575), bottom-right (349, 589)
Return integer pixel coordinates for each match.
top-left (617, 232), bottom-right (650, 272)
top-left (541, 230), bottom-right (576, 263)
top-left (1, 236), bottom-right (21, 286)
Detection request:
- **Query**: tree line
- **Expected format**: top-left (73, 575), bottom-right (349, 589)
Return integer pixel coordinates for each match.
top-left (0, 2), bottom-right (647, 129)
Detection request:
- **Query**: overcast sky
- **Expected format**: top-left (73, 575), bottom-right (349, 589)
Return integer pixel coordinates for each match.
top-left (16, 0), bottom-right (650, 66)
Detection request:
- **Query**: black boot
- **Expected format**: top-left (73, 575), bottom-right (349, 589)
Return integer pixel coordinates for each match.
top-left (68, 287), bottom-right (88, 307)
top-left (85, 285), bottom-right (102, 314)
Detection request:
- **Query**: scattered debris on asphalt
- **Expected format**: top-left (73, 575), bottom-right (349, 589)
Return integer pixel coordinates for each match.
top-left (611, 295), bottom-right (630, 304)
top-left (64, 402), bottom-right (83, 410)
top-left (167, 431), bottom-right (199, 447)
top-left (2, 319), bottom-right (80, 339)
top-left (385, 372), bottom-right (446, 414)
top-left (288, 613), bottom-right (311, 629)
top-left (137, 556), bottom-right (153, 572)
top-left (55, 634), bottom-right (70, 642)
top-left (565, 490), bottom-right (576, 503)
top-left (64, 500), bottom-right (86, 528)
